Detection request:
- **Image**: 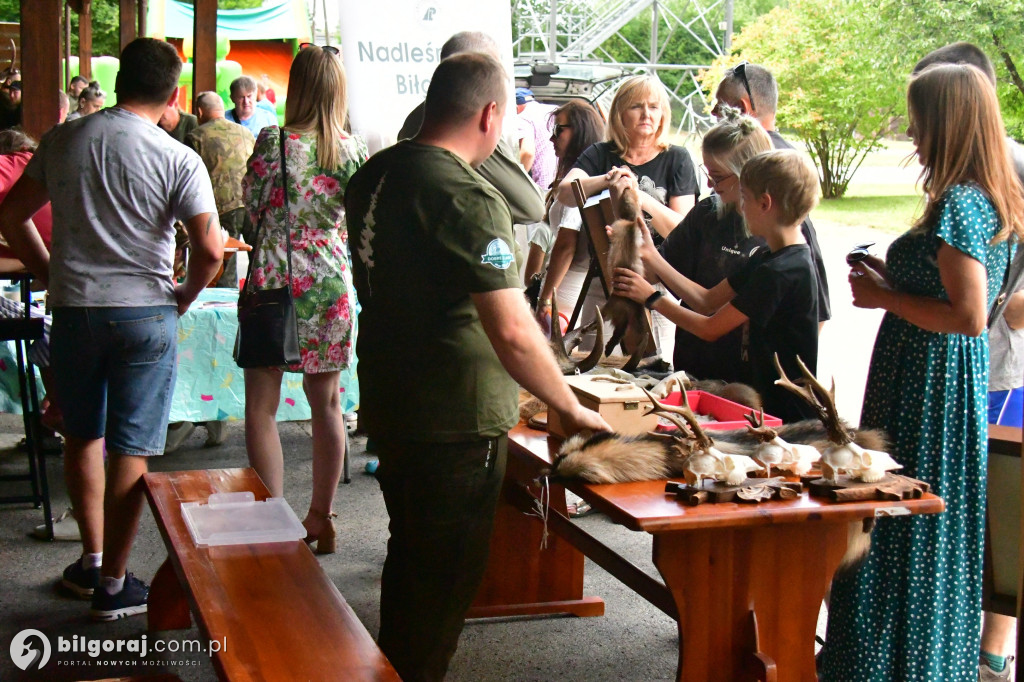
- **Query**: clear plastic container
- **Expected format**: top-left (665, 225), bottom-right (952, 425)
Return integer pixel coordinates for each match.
top-left (181, 492), bottom-right (307, 547)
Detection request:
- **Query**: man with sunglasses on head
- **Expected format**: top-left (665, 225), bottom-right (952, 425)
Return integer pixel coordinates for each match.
top-left (713, 62), bottom-right (794, 151)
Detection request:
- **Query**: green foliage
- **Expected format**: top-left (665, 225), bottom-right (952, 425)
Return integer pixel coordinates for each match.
top-left (701, 0), bottom-right (905, 199)
top-left (0, 0), bottom-right (19, 22)
top-left (876, 0), bottom-right (1024, 141)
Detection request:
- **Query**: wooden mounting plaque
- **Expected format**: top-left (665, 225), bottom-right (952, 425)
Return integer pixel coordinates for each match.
top-left (808, 474), bottom-right (931, 502)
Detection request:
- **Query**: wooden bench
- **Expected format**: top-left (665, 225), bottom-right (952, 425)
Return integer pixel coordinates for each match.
top-left (142, 468), bottom-right (399, 682)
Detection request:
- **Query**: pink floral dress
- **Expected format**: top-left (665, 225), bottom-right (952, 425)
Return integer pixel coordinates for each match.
top-left (242, 126), bottom-right (368, 373)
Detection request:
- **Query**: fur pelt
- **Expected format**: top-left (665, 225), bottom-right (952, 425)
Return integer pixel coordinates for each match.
top-left (549, 420), bottom-right (888, 484)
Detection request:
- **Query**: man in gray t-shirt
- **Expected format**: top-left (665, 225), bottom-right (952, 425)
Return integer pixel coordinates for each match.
top-left (0, 38), bottom-right (222, 622)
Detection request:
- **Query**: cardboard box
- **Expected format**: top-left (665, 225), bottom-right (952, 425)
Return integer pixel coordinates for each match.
top-left (658, 391), bottom-right (781, 431)
top-left (547, 375), bottom-right (658, 438)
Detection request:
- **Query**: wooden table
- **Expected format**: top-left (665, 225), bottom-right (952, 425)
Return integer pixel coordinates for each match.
top-left (143, 468), bottom-right (399, 682)
top-left (471, 424), bottom-right (945, 682)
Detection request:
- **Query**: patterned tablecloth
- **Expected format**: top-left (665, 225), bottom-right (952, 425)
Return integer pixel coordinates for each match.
top-left (0, 288), bottom-right (360, 422)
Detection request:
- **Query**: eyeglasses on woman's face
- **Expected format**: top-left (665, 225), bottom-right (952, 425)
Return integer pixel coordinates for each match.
top-left (299, 42), bottom-right (340, 56)
top-left (553, 123), bottom-right (572, 137)
top-left (700, 164), bottom-right (735, 190)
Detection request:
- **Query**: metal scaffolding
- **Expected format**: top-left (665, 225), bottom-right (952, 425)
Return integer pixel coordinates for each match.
top-left (512, 0), bottom-right (733, 135)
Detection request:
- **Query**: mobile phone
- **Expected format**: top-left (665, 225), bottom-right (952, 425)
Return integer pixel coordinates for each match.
top-left (846, 242), bottom-right (875, 265)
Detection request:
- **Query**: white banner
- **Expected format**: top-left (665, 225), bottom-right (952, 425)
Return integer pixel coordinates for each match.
top-left (337, 0), bottom-right (514, 154)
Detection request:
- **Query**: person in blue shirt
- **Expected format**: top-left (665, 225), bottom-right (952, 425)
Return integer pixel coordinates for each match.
top-left (226, 76), bottom-right (277, 137)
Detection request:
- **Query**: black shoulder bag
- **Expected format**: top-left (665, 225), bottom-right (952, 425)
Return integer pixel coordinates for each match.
top-left (233, 128), bottom-right (301, 368)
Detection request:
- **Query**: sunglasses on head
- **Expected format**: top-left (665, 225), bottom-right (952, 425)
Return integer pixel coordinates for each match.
top-left (299, 42), bottom-right (340, 56)
top-left (730, 61), bottom-right (756, 113)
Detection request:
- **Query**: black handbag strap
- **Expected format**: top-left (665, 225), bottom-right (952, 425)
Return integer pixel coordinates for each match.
top-left (240, 127), bottom-right (293, 297)
top-left (988, 238), bottom-right (1024, 328)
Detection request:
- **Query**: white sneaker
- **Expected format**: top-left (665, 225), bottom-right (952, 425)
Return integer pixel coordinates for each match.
top-left (32, 508), bottom-right (80, 541)
top-left (164, 421), bottom-right (196, 454)
top-left (980, 656), bottom-right (1015, 681)
top-left (203, 420), bottom-right (227, 447)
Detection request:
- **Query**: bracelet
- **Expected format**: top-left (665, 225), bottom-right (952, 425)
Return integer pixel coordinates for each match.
top-left (644, 290), bottom-right (663, 310)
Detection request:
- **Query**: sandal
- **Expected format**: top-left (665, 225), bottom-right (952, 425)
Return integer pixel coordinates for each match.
top-left (567, 501), bottom-right (594, 518)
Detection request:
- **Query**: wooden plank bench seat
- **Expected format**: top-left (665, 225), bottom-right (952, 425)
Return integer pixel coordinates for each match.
top-left (142, 468), bottom-right (399, 682)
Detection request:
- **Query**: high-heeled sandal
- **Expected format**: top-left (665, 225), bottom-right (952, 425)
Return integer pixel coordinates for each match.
top-left (303, 510), bottom-right (338, 555)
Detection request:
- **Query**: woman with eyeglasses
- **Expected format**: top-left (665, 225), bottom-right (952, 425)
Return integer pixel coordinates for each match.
top-left (618, 108), bottom-right (770, 383)
top-left (532, 100), bottom-right (606, 339)
top-left (242, 45), bottom-right (367, 554)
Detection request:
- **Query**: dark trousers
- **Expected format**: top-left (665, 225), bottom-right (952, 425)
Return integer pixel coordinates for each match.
top-left (375, 434), bottom-right (508, 682)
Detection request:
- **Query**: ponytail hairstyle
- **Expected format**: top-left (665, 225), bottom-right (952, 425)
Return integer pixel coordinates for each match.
top-left (701, 105), bottom-right (772, 217)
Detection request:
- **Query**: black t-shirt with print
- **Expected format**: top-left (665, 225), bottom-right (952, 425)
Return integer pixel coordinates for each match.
top-left (728, 244), bottom-right (819, 422)
top-left (659, 197), bottom-right (762, 383)
top-left (574, 142), bottom-right (699, 205)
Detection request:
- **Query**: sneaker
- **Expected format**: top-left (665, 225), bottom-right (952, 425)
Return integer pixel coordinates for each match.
top-left (61, 559), bottom-right (100, 599)
top-left (980, 656), bottom-right (1015, 681)
top-left (164, 421), bottom-right (195, 454)
top-left (89, 574), bottom-right (149, 621)
top-left (203, 420), bottom-right (227, 447)
top-left (32, 508), bottom-right (81, 541)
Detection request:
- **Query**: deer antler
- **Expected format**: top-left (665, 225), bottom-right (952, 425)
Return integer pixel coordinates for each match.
top-left (743, 410), bottom-right (777, 442)
top-left (641, 387), bottom-right (714, 452)
top-left (550, 297), bottom-right (604, 374)
top-left (772, 353), bottom-right (852, 444)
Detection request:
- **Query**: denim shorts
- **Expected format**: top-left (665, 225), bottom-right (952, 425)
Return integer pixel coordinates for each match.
top-left (50, 306), bottom-right (178, 455)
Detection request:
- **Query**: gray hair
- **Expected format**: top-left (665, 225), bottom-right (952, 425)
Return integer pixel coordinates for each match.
top-left (720, 63), bottom-right (779, 117)
top-left (440, 31), bottom-right (500, 60)
top-left (0, 129), bottom-right (37, 154)
top-left (195, 91), bottom-right (224, 112)
top-left (229, 76), bottom-right (257, 98)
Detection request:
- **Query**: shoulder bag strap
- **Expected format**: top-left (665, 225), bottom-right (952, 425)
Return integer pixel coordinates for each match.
top-left (279, 127), bottom-right (293, 286)
top-left (239, 127), bottom-right (292, 297)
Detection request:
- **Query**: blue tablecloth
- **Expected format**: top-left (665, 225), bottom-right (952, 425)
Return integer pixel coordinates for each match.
top-left (0, 288), bottom-right (360, 422)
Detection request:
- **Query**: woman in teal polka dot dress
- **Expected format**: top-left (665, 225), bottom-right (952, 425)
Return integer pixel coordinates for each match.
top-left (820, 65), bottom-right (1024, 680)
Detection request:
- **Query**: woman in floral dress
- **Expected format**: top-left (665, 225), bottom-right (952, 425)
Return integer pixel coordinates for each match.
top-left (820, 64), bottom-right (1024, 679)
top-left (242, 45), bottom-right (367, 553)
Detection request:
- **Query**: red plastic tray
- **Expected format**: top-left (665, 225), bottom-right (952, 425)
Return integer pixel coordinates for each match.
top-left (657, 390), bottom-right (781, 431)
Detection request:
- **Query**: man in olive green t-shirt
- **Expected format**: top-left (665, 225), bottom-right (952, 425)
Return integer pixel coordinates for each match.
top-left (347, 53), bottom-right (609, 682)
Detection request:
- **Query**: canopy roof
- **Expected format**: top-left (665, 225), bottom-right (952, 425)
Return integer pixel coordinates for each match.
top-left (148, 0), bottom-right (311, 41)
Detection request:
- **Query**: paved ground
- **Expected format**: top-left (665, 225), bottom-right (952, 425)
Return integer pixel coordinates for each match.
top-left (0, 219), bottom-right (905, 681)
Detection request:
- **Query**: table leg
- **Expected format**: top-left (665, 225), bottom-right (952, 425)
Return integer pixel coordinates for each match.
top-left (653, 521), bottom-right (849, 682)
top-left (148, 558), bottom-right (192, 630)
top-left (469, 453), bottom-right (604, 619)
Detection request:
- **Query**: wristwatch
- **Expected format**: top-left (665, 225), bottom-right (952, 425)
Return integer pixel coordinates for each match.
top-left (644, 290), bottom-right (663, 310)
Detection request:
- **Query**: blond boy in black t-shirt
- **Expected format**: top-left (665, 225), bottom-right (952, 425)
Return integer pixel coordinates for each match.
top-left (613, 149), bottom-right (820, 422)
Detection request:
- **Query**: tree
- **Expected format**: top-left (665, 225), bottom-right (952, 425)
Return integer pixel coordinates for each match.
top-left (877, 0), bottom-right (1024, 139)
top-left (701, 0), bottom-right (905, 198)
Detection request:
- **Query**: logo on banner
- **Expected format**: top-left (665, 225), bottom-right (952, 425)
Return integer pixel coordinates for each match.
top-left (416, 2), bottom-right (439, 22)
top-left (481, 239), bottom-right (513, 270)
top-left (10, 629), bottom-right (51, 671)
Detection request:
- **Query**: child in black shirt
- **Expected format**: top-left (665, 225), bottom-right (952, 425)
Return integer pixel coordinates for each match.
top-left (613, 150), bottom-right (820, 422)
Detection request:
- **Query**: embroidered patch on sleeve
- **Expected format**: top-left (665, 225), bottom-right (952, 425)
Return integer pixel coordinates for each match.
top-left (481, 238), bottom-right (513, 270)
